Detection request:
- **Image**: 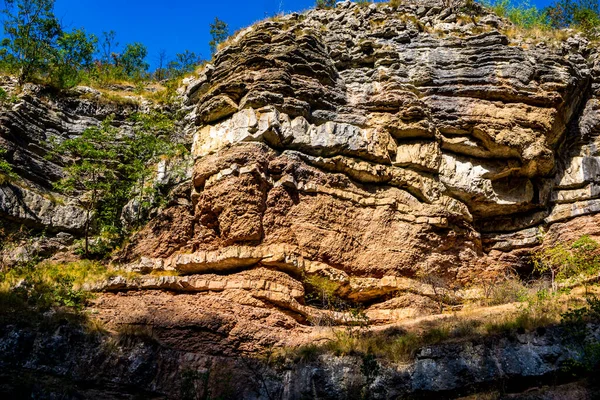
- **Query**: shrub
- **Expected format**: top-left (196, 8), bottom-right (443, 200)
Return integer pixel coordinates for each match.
top-left (484, 278), bottom-right (529, 306)
top-left (488, 0), bottom-right (551, 29)
top-left (209, 17), bottom-right (229, 56)
top-left (532, 235), bottom-right (600, 291)
top-left (0, 147), bottom-right (16, 184)
top-left (316, 0), bottom-right (336, 9)
top-left (305, 274), bottom-right (342, 310)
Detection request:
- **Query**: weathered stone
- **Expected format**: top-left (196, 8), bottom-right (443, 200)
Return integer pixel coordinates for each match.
top-left (0, 183), bottom-right (86, 233)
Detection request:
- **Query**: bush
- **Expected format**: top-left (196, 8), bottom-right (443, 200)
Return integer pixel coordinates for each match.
top-left (532, 235), bottom-right (600, 291)
top-left (0, 147), bottom-right (16, 184)
top-left (484, 278), bottom-right (529, 306)
top-left (316, 0), bottom-right (336, 9)
top-left (488, 0), bottom-right (551, 29)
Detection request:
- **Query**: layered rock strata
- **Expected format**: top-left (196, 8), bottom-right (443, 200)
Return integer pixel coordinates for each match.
top-left (120, 0), bottom-right (600, 320)
top-left (2, 1), bottom-right (600, 397)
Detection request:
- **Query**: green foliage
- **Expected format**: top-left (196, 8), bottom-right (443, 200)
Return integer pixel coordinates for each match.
top-left (0, 147), bottom-right (16, 183)
top-left (209, 17), bottom-right (229, 56)
top-left (47, 112), bottom-right (179, 258)
top-left (121, 111), bottom-right (182, 228)
top-left (0, 260), bottom-right (109, 312)
top-left (0, 2), bottom-right (154, 88)
top-left (486, 0), bottom-right (600, 36)
top-left (560, 294), bottom-right (600, 373)
top-left (118, 42), bottom-right (149, 79)
top-left (49, 117), bottom-right (120, 256)
top-left (316, 0), bottom-right (337, 9)
top-left (305, 274), bottom-right (343, 310)
top-left (488, 0), bottom-right (551, 29)
top-left (167, 50), bottom-right (202, 78)
top-left (546, 0), bottom-right (600, 34)
top-left (532, 235), bottom-right (600, 290)
top-left (87, 31), bottom-right (150, 85)
top-left (52, 28), bottom-right (98, 88)
top-left (0, 0), bottom-right (61, 83)
top-left (484, 278), bottom-right (529, 306)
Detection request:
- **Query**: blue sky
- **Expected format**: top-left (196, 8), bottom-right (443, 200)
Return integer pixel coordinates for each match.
top-left (49, 0), bottom-right (556, 69)
top-left (53, 0), bottom-right (316, 69)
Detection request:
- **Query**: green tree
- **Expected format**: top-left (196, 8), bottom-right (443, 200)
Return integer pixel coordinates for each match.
top-left (122, 111), bottom-right (179, 227)
top-left (167, 50), bottom-right (202, 78)
top-left (316, 0), bottom-right (336, 9)
top-left (52, 28), bottom-right (97, 88)
top-left (0, 0), bottom-right (61, 84)
top-left (48, 111), bottom-right (180, 257)
top-left (546, 0), bottom-right (600, 29)
top-left (209, 17), bottom-right (229, 56)
top-left (49, 117), bottom-right (119, 257)
top-left (117, 42), bottom-right (149, 79)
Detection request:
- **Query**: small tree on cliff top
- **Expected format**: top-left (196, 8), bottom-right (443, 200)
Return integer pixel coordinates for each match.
top-left (1, 0), bottom-right (61, 83)
top-left (209, 17), bottom-right (228, 56)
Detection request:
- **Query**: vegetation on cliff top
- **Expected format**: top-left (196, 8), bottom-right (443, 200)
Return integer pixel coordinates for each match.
top-left (0, 0), bottom-right (597, 95)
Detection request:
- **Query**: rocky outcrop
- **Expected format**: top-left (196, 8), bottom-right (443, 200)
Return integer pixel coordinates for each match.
top-left (1, 316), bottom-right (598, 399)
top-left (125, 0), bottom-right (600, 286)
top-left (4, 0), bottom-right (600, 398)
top-left (0, 80), bottom-right (142, 235)
top-left (0, 183), bottom-right (86, 233)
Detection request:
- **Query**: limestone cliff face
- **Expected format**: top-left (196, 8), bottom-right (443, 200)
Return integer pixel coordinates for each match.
top-left (124, 1), bottom-right (599, 288)
top-left (3, 1), bottom-right (600, 398)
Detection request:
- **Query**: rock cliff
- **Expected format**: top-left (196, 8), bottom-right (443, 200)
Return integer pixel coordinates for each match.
top-left (117, 0), bottom-right (600, 324)
top-left (2, 0), bottom-right (600, 398)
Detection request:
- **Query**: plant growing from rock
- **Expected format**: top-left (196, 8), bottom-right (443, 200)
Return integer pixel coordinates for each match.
top-left (532, 235), bottom-right (600, 292)
top-left (316, 0), bottom-right (336, 9)
top-left (49, 117), bottom-right (119, 257)
top-left (122, 111), bottom-right (181, 229)
top-left (0, 148), bottom-right (16, 184)
top-left (48, 111), bottom-right (180, 258)
top-left (209, 17), bottom-right (229, 56)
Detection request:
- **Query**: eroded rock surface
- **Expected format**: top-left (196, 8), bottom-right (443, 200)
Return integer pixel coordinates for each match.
top-left (3, 1), bottom-right (600, 398)
top-left (125, 0), bottom-right (600, 289)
